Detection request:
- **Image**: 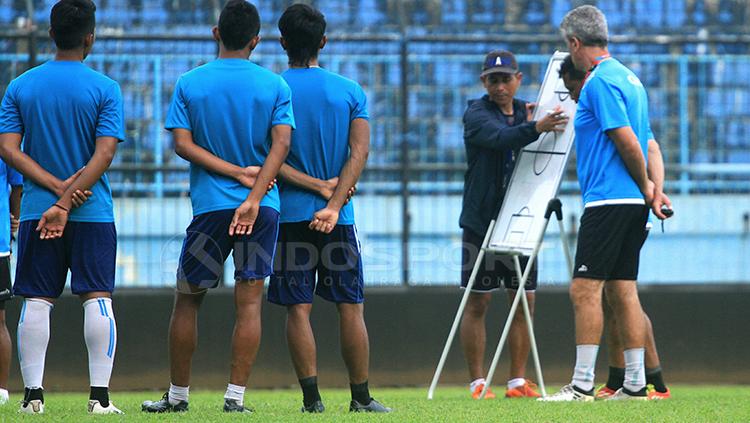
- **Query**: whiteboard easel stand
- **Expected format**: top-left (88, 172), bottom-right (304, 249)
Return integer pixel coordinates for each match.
top-left (427, 198), bottom-right (574, 400)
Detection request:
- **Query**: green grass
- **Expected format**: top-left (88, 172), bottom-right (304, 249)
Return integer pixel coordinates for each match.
top-left (1, 386), bottom-right (749, 422)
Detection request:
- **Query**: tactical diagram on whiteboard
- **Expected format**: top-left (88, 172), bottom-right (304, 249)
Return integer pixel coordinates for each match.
top-left (488, 51), bottom-right (578, 255)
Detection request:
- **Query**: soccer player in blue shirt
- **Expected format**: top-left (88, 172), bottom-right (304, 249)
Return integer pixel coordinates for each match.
top-left (268, 4), bottom-right (390, 413)
top-left (0, 159), bottom-right (21, 406)
top-left (543, 6), bottom-right (659, 401)
top-left (0, 0), bottom-right (123, 414)
top-left (141, 0), bottom-right (292, 414)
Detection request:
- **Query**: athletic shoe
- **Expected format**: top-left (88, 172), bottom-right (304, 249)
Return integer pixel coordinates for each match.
top-left (19, 399), bottom-right (44, 414)
top-left (141, 392), bottom-right (189, 413)
top-left (537, 384), bottom-right (594, 402)
top-left (0, 392), bottom-right (8, 405)
top-left (301, 400), bottom-right (325, 413)
top-left (471, 383), bottom-right (497, 399)
top-left (88, 400), bottom-right (124, 414)
top-left (647, 385), bottom-right (671, 400)
top-left (505, 380), bottom-right (541, 398)
top-left (223, 398), bottom-right (253, 413)
top-left (607, 387), bottom-right (648, 401)
top-left (595, 384), bottom-right (617, 400)
top-left (349, 398), bottom-right (392, 413)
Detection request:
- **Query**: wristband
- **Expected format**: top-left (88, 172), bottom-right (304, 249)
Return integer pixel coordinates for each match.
top-left (53, 203), bottom-right (69, 213)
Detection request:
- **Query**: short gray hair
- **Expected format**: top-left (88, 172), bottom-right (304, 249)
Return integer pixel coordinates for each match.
top-left (560, 5), bottom-right (609, 47)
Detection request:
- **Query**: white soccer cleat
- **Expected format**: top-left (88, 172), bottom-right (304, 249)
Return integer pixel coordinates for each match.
top-left (606, 387), bottom-right (648, 401)
top-left (537, 384), bottom-right (594, 402)
top-left (0, 390), bottom-right (9, 405)
top-left (19, 399), bottom-right (44, 414)
top-left (88, 400), bottom-right (124, 414)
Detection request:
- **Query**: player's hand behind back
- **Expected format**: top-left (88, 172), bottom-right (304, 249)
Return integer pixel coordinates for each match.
top-left (37, 204), bottom-right (69, 240)
top-left (310, 207), bottom-right (339, 234)
top-left (230, 199), bottom-right (260, 236)
top-left (237, 166), bottom-right (276, 193)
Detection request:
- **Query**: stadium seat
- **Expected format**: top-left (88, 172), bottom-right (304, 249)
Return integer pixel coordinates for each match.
top-left (664, 0), bottom-right (686, 28)
top-left (442, 0), bottom-right (466, 25)
top-left (549, 0), bottom-right (570, 26)
top-left (525, 0), bottom-right (545, 26)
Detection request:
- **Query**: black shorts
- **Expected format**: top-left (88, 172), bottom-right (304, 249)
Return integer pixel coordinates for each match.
top-left (0, 256), bottom-right (11, 307)
top-left (573, 204), bottom-right (649, 281)
top-left (460, 229), bottom-right (537, 291)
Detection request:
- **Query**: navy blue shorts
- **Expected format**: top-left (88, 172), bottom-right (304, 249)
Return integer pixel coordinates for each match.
top-left (460, 229), bottom-right (538, 292)
top-left (269, 222), bottom-right (364, 305)
top-left (13, 221), bottom-right (117, 298)
top-left (177, 207), bottom-right (280, 289)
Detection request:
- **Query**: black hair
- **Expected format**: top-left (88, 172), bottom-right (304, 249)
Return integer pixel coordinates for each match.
top-left (218, 0), bottom-right (260, 51)
top-left (50, 0), bottom-right (96, 50)
top-left (558, 54), bottom-right (586, 81)
top-left (278, 4), bottom-right (326, 67)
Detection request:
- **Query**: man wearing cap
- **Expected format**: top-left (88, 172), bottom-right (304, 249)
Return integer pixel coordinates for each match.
top-left (459, 50), bottom-right (567, 399)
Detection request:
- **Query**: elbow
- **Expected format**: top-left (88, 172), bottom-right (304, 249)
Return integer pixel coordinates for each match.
top-left (0, 143), bottom-right (14, 162)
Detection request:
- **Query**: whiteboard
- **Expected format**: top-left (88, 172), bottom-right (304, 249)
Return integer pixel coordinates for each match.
top-left (487, 51), bottom-right (577, 255)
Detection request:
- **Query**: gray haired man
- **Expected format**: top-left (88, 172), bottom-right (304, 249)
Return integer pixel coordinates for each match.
top-left (541, 5), bottom-right (658, 401)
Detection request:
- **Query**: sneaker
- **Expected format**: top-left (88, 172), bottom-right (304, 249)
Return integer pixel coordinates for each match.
top-left (505, 380), bottom-right (541, 398)
top-left (301, 400), bottom-right (325, 413)
top-left (607, 387), bottom-right (648, 401)
top-left (471, 383), bottom-right (497, 399)
top-left (647, 385), bottom-right (671, 400)
top-left (141, 392), bottom-right (189, 413)
top-left (88, 400), bottom-right (124, 414)
top-left (19, 399), bottom-right (44, 414)
top-left (223, 398), bottom-right (253, 413)
top-left (349, 398), bottom-right (392, 413)
top-left (595, 384), bottom-right (617, 400)
top-left (0, 389), bottom-right (9, 405)
top-left (537, 384), bottom-right (594, 402)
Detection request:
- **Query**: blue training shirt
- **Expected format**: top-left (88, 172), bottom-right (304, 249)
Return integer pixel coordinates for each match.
top-left (574, 58), bottom-right (651, 208)
top-left (0, 61), bottom-right (125, 222)
top-left (0, 160), bottom-right (21, 255)
top-left (165, 59), bottom-right (295, 216)
top-left (279, 67), bottom-right (369, 224)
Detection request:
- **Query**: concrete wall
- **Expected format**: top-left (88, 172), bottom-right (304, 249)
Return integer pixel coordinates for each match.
top-left (3, 285), bottom-right (749, 392)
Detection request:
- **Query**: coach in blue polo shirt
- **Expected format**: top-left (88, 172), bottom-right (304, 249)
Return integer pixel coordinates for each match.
top-left (542, 5), bottom-right (656, 402)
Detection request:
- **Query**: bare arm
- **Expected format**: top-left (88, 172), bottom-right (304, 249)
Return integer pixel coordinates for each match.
top-left (647, 138), bottom-right (672, 219)
top-left (173, 128), bottom-right (244, 182)
top-left (279, 163), bottom-right (331, 198)
top-left (9, 185), bottom-right (21, 234)
top-left (0, 133), bottom-right (66, 196)
top-left (608, 126), bottom-right (653, 204)
top-left (310, 118), bottom-right (370, 233)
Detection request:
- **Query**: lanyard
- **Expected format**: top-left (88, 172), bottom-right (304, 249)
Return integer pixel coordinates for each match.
top-left (582, 53), bottom-right (612, 85)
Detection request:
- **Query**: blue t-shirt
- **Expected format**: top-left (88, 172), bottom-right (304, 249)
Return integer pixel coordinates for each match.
top-left (574, 58), bottom-right (651, 208)
top-left (0, 61), bottom-right (125, 222)
top-left (279, 67), bottom-right (369, 224)
top-left (0, 160), bottom-right (22, 255)
top-left (165, 59), bottom-right (295, 216)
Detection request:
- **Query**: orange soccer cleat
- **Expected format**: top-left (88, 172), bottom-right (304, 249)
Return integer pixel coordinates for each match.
top-left (595, 385), bottom-right (617, 400)
top-left (647, 385), bottom-right (671, 400)
top-left (471, 383), bottom-right (497, 400)
top-left (505, 380), bottom-right (541, 398)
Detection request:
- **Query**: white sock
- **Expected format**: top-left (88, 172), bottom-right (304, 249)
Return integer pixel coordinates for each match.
top-left (571, 344), bottom-right (599, 392)
top-left (17, 298), bottom-right (53, 389)
top-left (224, 383), bottom-right (245, 404)
top-left (623, 348), bottom-right (646, 392)
top-left (83, 298), bottom-right (117, 388)
top-left (469, 377), bottom-right (486, 392)
top-left (169, 383), bottom-right (189, 405)
top-left (0, 388), bottom-right (9, 404)
top-left (507, 377), bottom-right (526, 389)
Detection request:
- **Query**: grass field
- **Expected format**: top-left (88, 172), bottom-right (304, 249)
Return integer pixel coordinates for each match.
top-left (1, 386), bottom-right (748, 422)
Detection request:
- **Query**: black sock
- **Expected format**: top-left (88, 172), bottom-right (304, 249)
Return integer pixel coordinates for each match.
top-left (299, 376), bottom-right (321, 407)
top-left (90, 386), bottom-right (110, 407)
top-left (606, 366), bottom-right (625, 391)
top-left (350, 381), bottom-right (371, 405)
top-left (25, 387), bottom-right (44, 403)
top-left (646, 367), bottom-right (667, 393)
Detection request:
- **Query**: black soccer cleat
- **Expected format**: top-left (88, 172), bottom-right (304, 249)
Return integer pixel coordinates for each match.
top-left (349, 398), bottom-right (392, 413)
top-left (223, 398), bottom-right (254, 413)
top-left (301, 400), bottom-right (325, 413)
top-left (141, 392), bottom-right (189, 413)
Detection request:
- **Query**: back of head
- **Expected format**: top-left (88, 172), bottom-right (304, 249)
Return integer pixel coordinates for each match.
top-left (559, 54), bottom-right (586, 81)
top-left (560, 5), bottom-right (609, 47)
top-left (50, 0), bottom-right (96, 50)
top-left (278, 4), bottom-right (326, 67)
top-left (218, 0), bottom-right (260, 51)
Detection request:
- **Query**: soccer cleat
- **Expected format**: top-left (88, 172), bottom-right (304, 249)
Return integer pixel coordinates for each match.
top-left (471, 383), bottom-right (497, 399)
top-left (595, 384), bottom-right (617, 400)
top-left (607, 387), bottom-right (648, 401)
top-left (0, 392), bottom-right (8, 405)
top-left (88, 400), bottom-right (124, 414)
top-left (505, 379), bottom-right (541, 398)
top-left (19, 399), bottom-right (44, 414)
top-left (141, 392), bottom-right (189, 413)
top-left (301, 400), bottom-right (325, 413)
top-left (537, 384), bottom-right (594, 402)
top-left (223, 398), bottom-right (254, 413)
top-left (647, 385), bottom-right (671, 400)
top-left (349, 398), bottom-right (392, 413)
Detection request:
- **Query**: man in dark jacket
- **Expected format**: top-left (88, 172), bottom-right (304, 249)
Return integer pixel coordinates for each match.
top-left (459, 50), bottom-right (567, 399)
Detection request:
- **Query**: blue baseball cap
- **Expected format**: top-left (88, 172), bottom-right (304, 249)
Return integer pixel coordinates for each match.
top-left (481, 50), bottom-right (519, 77)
